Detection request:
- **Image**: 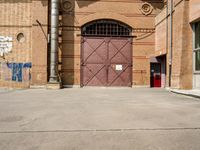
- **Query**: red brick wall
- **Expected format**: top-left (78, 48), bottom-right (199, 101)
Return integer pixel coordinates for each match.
top-left (189, 0), bottom-right (200, 22)
top-left (0, 1), bottom-right (49, 88)
top-left (60, 0), bottom-right (164, 87)
top-left (0, 0), bottom-right (32, 88)
top-left (31, 0), bottom-right (49, 87)
top-left (155, 0), bottom-right (193, 89)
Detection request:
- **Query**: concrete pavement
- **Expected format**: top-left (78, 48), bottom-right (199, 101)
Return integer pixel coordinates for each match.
top-left (0, 88), bottom-right (200, 150)
top-left (170, 88), bottom-right (200, 99)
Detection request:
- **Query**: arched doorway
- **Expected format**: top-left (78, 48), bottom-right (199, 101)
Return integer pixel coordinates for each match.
top-left (81, 19), bottom-right (133, 87)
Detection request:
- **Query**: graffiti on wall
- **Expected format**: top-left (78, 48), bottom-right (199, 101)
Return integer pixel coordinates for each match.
top-left (0, 62), bottom-right (32, 82)
top-left (0, 36), bottom-right (13, 57)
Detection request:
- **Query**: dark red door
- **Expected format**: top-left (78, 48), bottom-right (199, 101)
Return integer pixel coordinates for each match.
top-left (108, 38), bottom-right (132, 86)
top-left (81, 37), bottom-right (132, 87)
top-left (150, 63), bottom-right (161, 87)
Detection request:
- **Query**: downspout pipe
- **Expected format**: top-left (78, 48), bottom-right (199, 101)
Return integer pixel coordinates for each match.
top-left (169, 0), bottom-right (173, 87)
top-left (49, 0), bottom-right (59, 83)
top-left (166, 0), bottom-right (168, 87)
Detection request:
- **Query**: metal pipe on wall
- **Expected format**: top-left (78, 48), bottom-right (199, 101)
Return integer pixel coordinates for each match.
top-left (169, 0), bottom-right (173, 87)
top-left (49, 0), bottom-right (59, 83)
top-left (166, 0), bottom-right (169, 87)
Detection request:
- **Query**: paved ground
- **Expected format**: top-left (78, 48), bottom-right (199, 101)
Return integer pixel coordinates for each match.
top-left (0, 88), bottom-right (200, 150)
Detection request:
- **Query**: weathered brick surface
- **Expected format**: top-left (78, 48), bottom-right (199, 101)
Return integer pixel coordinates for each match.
top-left (3, 0), bottom-right (199, 89)
top-left (0, 0), bottom-right (32, 88)
top-left (61, 0), bottom-right (163, 86)
top-left (31, 0), bottom-right (48, 86)
top-left (0, 0), bottom-right (48, 88)
top-left (155, 0), bottom-right (198, 89)
top-left (189, 0), bottom-right (200, 22)
top-left (0, 0), bottom-right (165, 88)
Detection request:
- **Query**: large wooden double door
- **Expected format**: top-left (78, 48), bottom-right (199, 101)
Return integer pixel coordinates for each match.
top-left (81, 37), bottom-right (132, 87)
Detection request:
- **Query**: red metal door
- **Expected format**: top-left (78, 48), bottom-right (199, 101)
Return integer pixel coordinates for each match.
top-left (108, 38), bottom-right (132, 86)
top-left (81, 37), bottom-right (132, 87)
top-left (154, 73), bottom-right (161, 87)
top-left (81, 37), bottom-right (107, 86)
top-left (150, 63), bottom-right (161, 87)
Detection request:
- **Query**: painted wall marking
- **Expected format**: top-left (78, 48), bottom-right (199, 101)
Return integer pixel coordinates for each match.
top-left (0, 62), bottom-right (32, 82)
top-left (0, 36), bottom-right (13, 57)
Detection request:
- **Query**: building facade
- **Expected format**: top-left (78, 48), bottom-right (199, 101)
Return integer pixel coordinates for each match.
top-left (155, 0), bottom-right (200, 89)
top-left (0, 0), bottom-right (199, 89)
top-left (0, 0), bottom-right (48, 88)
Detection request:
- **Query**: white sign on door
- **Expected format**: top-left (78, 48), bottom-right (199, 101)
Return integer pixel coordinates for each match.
top-left (0, 36), bottom-right (13, 57)
top-left (116, 65), bottom-right (123, 71)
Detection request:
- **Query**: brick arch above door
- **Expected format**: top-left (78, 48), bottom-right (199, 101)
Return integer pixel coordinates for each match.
top-left (78, 12), bottom-right (134, 29)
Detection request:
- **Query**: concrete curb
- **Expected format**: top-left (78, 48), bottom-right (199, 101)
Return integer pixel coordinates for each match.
top-left (169, 90), bottom-right (200, 99)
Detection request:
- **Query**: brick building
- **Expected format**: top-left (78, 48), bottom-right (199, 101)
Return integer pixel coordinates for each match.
top-left (0, 0), bottom-right (199, 89)
top-left (155, 0), bottom-right (200, 89)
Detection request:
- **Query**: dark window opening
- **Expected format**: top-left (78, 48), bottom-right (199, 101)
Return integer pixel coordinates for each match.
top-left (194, 22), bottom-right (200, 71)
top-left (82, 19), bottom-right (132, 37)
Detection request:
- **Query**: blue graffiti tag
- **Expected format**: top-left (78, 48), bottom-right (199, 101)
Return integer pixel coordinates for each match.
top-left (23, 63), bottom-right (32, 81)
top-left (7, 62), bottom-right (32, 82)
